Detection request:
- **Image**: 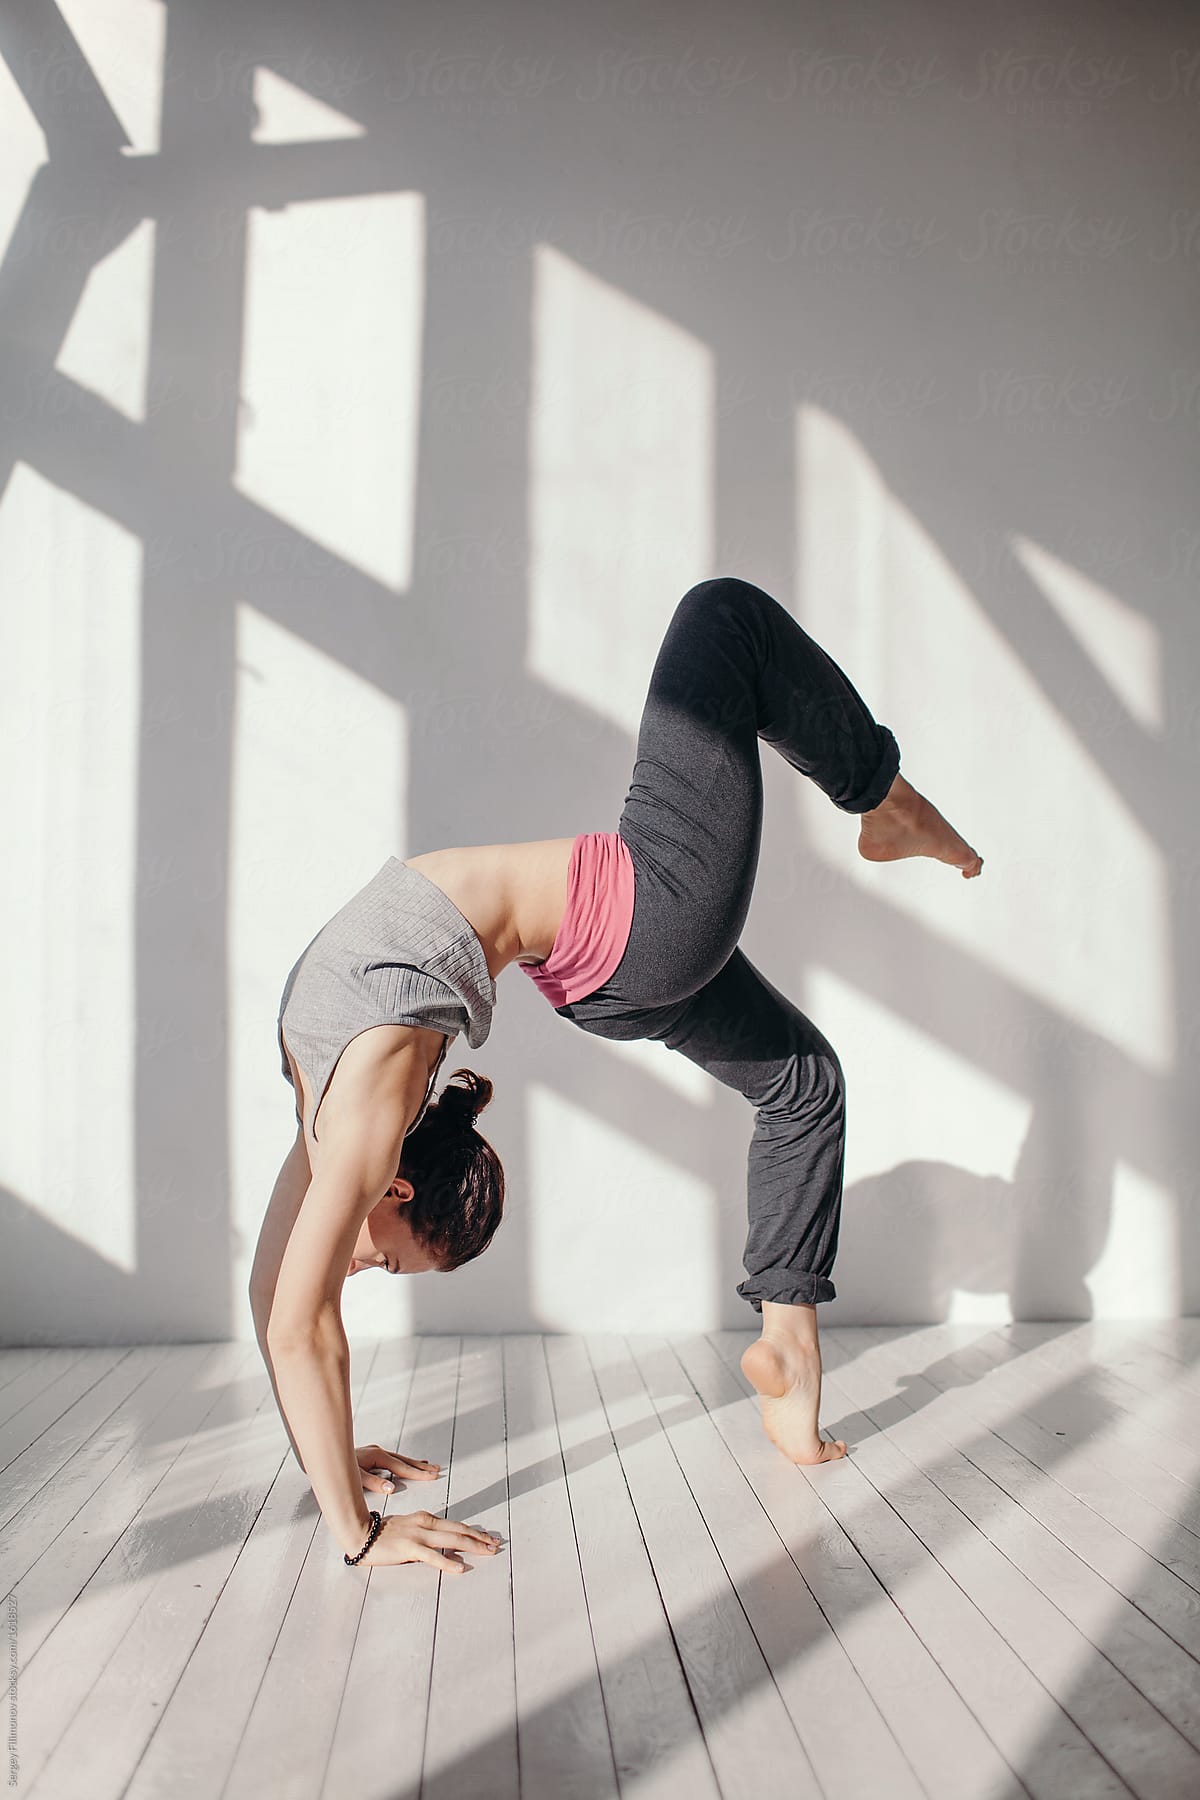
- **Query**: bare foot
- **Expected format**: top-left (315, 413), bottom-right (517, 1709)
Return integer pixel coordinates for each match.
top-left (740, 1336), bottom-right (848, 1466)
top-left (858, 772), bottom-right (983, 878)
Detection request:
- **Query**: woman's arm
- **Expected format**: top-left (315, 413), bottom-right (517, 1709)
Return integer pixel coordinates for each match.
top-left (249, 1125), bottom-right (313, 1470)
top-left (265, 1157), bottom-right (397, 1554)
top-left (268, 1310), bottom-right (372, 1555)
top-left (263, 1058), bottom-right (424, 1554)
top-left (251, 1296), bottom-right (307, 1471)
top-left (250, 1124), bottom-right (311, 1299)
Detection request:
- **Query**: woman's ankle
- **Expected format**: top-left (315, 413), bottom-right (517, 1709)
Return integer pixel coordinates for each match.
top-left (759, 1299), bottom-right (821, 1356)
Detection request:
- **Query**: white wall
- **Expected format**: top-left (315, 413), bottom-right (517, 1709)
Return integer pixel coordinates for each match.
top-left (1, 0), bottom-right (1196, 1343)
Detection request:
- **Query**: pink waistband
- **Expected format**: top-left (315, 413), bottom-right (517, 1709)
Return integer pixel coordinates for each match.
top-left (519, 832), bottom-right (636, 1008)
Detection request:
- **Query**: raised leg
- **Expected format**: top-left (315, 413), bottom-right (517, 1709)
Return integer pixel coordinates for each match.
top-left (619, 576), bottom-right (980, 895)
top-left (634, 574), bottom-right (902, 818)
top-left (601, 577), bottom-right (904, 1011)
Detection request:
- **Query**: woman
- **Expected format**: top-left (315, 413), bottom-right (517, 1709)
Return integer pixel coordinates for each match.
top-left (255, 575), bottom-right (983, 1576)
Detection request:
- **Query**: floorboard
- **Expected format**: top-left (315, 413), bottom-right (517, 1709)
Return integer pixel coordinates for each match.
top-left (3, 1325), bottom-right (1198, 1800)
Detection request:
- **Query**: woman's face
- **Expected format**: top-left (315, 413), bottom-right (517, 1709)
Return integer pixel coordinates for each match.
top-left (345, 1181), bottom-right (444, 1278)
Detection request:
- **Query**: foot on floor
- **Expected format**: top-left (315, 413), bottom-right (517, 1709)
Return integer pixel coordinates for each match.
top-left (740, 1336), bottom-right (848, 1465)
top-left (857, 772), bottom-right (983, 878)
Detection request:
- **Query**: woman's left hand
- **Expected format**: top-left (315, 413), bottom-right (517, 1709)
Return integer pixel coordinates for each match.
top-left (355, 1442), bottom-right (441, 1496)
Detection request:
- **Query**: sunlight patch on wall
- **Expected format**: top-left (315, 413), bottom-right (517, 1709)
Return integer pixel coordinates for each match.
top-left (795, 403), bottom-right (1173, 1074)
top-left (805, 967), bottom-right (1031, 1187)
top-left (337, 1261), bottom-right (414, 1339)
top-left (55, 218), bottom-right (154, 421)
top-left (58, 0), bottom-right (166, 156)
top-left (805, 966), bottom-right (1035, 1324)
top-left (0, 464), bottom-right (140, 1271)
top-left (251, 68), bottom-right (367, 143)
top-left (527, 1083), bottom-right (717, 1331)
top-left (228, 604), bottom-right (411, 1333)
top-left (527, 243), bottom-right (714, 737)
top-left (946, 1289), bottom-right (1012, 1324)
top-left (1011, 533), bottom-right (1162, 733)
top-left (235, 192), bottom-right (424, 592)
top-left (1084, 1159), bottom-right (1180, 1317)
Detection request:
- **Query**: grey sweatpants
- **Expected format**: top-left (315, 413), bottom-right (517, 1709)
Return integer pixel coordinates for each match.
top-left (554, 576), bottom-right (901, 1310)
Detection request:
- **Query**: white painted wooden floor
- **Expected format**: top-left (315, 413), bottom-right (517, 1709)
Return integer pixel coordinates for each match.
top-left (3, 1323), bottom-right (1200, 1800)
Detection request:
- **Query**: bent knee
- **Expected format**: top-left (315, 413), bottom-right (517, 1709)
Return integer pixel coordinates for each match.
top-left (759, 1045), bottom-right (845, 1120)
top-left (679, 574), bottom-right (772, 613)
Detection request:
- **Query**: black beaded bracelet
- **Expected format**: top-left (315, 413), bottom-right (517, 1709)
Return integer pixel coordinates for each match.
top-left (344, 1509), bottom-right (383, 1566)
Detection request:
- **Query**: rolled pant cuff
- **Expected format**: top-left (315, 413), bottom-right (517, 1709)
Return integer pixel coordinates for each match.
top-left (838, 726), bottom-right (901, 814)
top-left (737, 1273), bottom-right (837, 1309)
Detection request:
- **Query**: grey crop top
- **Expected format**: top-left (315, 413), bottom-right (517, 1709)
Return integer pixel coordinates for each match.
top-left (277, 857), bottom-right (496, 1143)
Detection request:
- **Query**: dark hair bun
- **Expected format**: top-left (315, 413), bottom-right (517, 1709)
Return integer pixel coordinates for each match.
top-left (399, 1065), bottom-right (504, 1271)
top-left (435, 1067), bottom-right (493, 1123)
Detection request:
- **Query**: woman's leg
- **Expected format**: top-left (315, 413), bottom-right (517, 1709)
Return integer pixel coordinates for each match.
top-left (559, 574), bottom-right (901, 1030)
top-left (650, 942), bottom-right (849, 1463)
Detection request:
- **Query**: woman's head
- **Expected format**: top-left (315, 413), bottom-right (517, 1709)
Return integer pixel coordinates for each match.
top-left (345, 1068), bottom-right (505, 1279)
top-left (393, 1067), bottom-right (505, 1270)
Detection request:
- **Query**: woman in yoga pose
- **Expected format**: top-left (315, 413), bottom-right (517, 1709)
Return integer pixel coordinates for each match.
top-left (252, 575), bottom-right (982, 1576)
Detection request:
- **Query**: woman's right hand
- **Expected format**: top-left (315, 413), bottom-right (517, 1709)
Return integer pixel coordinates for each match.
top-left (357, 1509), bottom-right (501, 1574)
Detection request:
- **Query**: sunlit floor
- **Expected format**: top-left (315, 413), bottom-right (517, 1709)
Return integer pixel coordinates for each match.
top-left (3, 1322), bottom-right (1199, 1800)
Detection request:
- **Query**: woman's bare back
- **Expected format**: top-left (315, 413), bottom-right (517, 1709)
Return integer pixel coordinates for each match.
top-left (403, 837), bottom-right (577, 978)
